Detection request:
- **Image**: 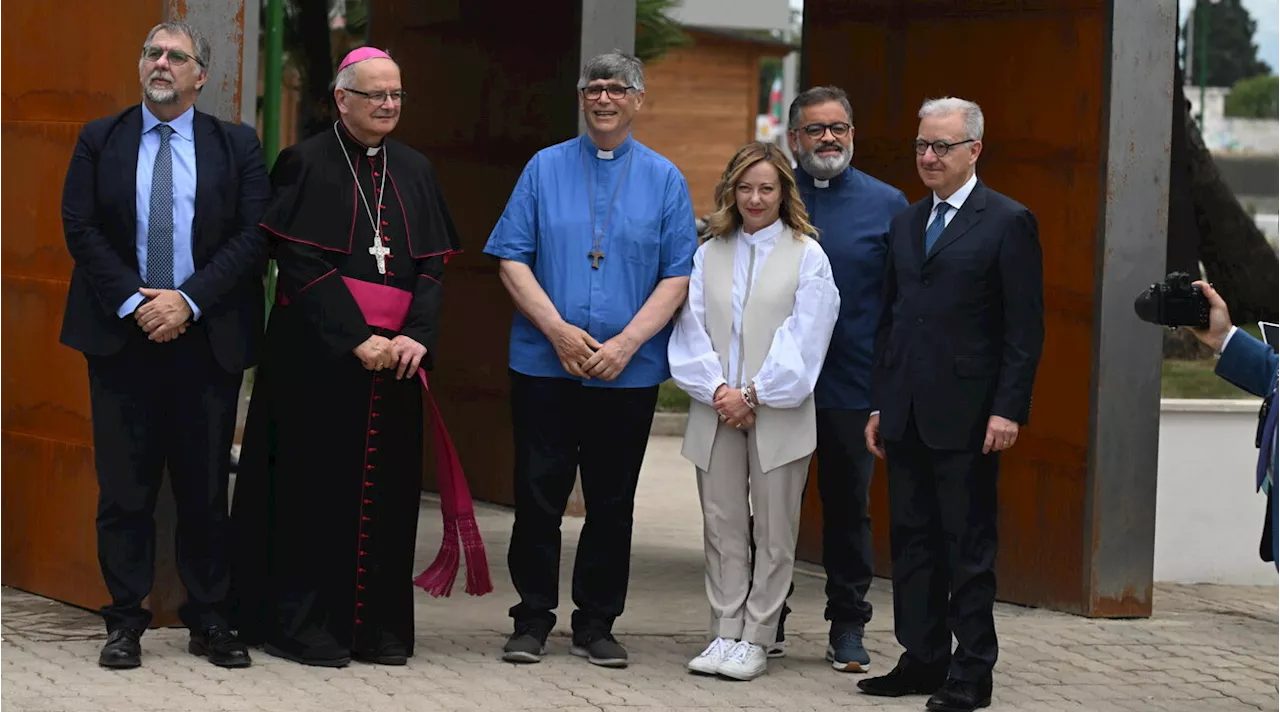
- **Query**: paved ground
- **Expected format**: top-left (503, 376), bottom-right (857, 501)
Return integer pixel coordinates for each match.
top-left (3, 437), bottom-right (1277, 711)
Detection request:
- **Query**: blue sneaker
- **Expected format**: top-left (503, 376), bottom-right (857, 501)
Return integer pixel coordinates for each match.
top-left (825, 623), bottom-right (870, 672)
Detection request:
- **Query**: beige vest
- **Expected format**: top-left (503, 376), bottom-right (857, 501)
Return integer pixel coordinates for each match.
top-left (681, 229), bottom-right (817, 472)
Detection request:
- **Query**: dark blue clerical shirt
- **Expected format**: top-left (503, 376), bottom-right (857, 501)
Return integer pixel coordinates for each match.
top-left (799, 165), bottom-right (909, 410)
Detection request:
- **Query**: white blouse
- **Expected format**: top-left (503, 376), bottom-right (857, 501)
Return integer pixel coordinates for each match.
top-left (668, 219), bottom-right (841, 409)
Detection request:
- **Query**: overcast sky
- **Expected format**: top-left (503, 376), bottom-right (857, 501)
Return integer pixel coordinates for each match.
top-left (1181, 0), bottom-right (1279, 72)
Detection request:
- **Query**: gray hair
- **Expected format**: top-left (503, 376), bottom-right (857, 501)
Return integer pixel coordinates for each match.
top-left (788, 85), bottom-right (854, 130)
top-left (577, 50), bottom-right (645, 92)
top-left (143, 21), bottom-right (210, 70)
top-left (918, 96), bottom-right (984, 140)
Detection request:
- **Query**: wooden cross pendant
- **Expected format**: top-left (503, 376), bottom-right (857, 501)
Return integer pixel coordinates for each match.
top-left (588, 249), bottom-right (604, 269)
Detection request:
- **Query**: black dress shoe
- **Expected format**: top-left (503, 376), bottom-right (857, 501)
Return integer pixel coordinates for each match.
top-left (926, 678), bottom-right (993, 712)
top-left (354, 628), bottom-right (410, 665)
top-left (99, 629), bottom-right (142, 669)
top-left (189, 626), bottom-right (252, 668)
top-left (856, 661), bottom-right (947, 697)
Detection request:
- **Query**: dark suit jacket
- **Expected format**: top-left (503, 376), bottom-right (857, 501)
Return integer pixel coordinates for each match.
top-left (871, 178), bottom-right (1045, 451)
top-left (59, 104), bottom-right (270, 373)
top-left (1214, 329), bottom-right (1279, 565)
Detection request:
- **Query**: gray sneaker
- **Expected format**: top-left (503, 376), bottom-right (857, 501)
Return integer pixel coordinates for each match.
top-left (501, 623), bottom-right (549, 664)
top-left (569, 631), bottom-right (628, 668)
top-left (826, 622), bottom-right (871, 672)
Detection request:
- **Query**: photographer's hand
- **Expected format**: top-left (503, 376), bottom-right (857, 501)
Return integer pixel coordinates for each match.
top-left (1190, 280), bottom-right (1233, 353)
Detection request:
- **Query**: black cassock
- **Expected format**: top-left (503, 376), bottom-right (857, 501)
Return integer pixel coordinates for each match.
top-left (229, 121), bottom-right (460, 666)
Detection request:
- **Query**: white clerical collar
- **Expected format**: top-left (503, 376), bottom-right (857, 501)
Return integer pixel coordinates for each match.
top-left (584, 134), bottom-right (633, 161)
top-left (365, 145), bottom-right (381, 157)
top-left (740, 218), bottom-right (786, 245)
top-left (933, 172), bottom-right (977, 212)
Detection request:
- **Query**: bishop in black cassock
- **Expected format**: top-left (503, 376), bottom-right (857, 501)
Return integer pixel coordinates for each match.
top-left (228, 49), bottom-right (475, 668)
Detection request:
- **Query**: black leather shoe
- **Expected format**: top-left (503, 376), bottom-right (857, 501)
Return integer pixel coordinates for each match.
top-left (353, 628), bottom-right (409, 666)
top-left (926, 678), bottom-right (993, 711)
top-left (189, 625), bottom-right (252, 668)
top-left (99, 629), bottom-right (142, 669)
top-left (856, 661), bottom-right (947, 697)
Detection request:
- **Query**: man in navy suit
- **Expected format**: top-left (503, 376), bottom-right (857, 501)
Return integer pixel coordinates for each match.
top-left (860, 97), bottom-right (1044, 712)
top-left (59, 21), bottom-right (269, 670)
top-left (1190, 281), bottom-right (1279, 569)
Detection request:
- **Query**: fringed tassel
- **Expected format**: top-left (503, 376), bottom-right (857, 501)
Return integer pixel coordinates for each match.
top-left (458, 514), bottom-right (493, 595)
top-left (413, 369), bottom-right (494, 597)
top-left (413, 517), bottom-right (460, 597)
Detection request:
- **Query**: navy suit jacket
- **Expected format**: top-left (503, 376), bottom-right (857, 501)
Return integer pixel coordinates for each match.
top-left (59, 104), bottom-right (270, 373)
top-left (1215, 329), bottom-right (1279, 565)
top-left (871, 179), bottom-right (1045, 451)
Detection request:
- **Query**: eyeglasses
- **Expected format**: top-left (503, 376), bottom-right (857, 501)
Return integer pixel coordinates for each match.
top-left (142, 46), bottom-right (204, 68)
top-left (345, 88), bottom-right (408, 104)
top-left (796, 122), bottom-right (851, 139)
top-left (581, 84), bottom-right (633, 101)
top-left (913, 138), bottom-right (975, 157)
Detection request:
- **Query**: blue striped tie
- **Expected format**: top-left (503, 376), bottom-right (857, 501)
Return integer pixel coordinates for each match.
top-left (146, 124), bottom-right (175, 289)
top-left (924, 202), bottom-right (951, 254)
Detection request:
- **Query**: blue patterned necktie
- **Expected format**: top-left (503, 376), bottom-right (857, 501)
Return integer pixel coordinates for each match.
top-left (146, 124), bottom-right (175, 289)
top-left (923, 201), bottom-right (952, 254)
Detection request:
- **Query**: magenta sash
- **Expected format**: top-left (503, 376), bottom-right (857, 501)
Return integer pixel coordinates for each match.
top-left (343, 277), bottom-right (493, 597)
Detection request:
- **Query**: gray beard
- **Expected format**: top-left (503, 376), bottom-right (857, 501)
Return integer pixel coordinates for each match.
top-left (798, 146), bottom-right (852, 180)
top-left (145, 85), bottom-right (179, 104)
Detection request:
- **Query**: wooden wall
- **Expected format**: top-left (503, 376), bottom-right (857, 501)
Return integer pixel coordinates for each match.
top-left (797, 0), bottom-right (1112, 614)
top-left (633, 31), bottom-right (788, 217)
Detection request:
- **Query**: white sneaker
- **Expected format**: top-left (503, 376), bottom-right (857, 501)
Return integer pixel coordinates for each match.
top-left (716, 640), bottom-right (768, 680)
top-left (687, 636), bottom-right (733, 675)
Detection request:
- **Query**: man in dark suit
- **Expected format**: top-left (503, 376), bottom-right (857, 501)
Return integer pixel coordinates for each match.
top-left (858, 97), bottom-right (1044, 712)
top-left (59, 21), bottom-right (269, 670)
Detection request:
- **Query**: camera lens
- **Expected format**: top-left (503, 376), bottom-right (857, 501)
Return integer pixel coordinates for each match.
top-left (1133, 286), bottom-right (1161, 324)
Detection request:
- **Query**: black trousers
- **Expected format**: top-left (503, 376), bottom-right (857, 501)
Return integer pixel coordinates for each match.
top-left (87, 325), bottom-right (242, 633)
top-left (815, 408), bottom-right (876, 625)
top-left (884, 409), bottom-right (999, 683)
top-left (506, 370), bottom-right (657, 635)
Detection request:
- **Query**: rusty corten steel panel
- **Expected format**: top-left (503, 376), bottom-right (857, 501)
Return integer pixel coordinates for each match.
top-left (1, 0), bottom-right (240, 626)
top-left (797, 0), bottom-right (1109, 615)
top-left (370, 0), bottom-right (587, 507)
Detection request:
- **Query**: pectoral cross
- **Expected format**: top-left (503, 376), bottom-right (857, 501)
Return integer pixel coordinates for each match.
top-left (369, 231), bottom-right (391, 274)
top-left (588, 249), bottom-right (604, 269)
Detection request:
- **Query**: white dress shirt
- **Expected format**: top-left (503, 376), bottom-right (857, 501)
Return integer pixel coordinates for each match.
top-left (668, 218), bottom-right (842, 408)
top-left (928, 172), bottom-right (978, 231)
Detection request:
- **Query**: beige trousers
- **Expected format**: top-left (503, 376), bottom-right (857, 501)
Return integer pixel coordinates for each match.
top-left (696, 420), bottom-right (811, 646)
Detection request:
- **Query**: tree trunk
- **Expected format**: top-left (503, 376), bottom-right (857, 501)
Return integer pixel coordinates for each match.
top-left (1174, 72), bottom-right (1280, 324)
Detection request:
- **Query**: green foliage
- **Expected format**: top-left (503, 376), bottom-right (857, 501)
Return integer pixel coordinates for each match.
top-left (636, 0), bottom-right (692, 63)
top-left (1181, 0), bottom-right (1271, 88)
top-left (1225, 74), bottom-right (1279, 118)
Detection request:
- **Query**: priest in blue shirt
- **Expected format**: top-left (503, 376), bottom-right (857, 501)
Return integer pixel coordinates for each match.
top-left (483, 50), bottom-right (698, 669)
top-left (782, 86), bottom-right (909, 673)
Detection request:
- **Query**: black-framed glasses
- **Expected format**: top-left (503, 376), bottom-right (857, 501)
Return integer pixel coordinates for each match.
top-left (345, 88), bottom-right (407, 104)
top-left (142, 45), bottom-right (204, 68)
top-left (581, 84), bottom-right (634, 101)
top-left (913, 138), bottom-right (975, 157)
top-left (797, 122), bottom-right (851, 139)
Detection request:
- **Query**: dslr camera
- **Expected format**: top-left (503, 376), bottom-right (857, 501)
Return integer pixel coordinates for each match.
top-left (1133, 271), bottom-right (1210, 329)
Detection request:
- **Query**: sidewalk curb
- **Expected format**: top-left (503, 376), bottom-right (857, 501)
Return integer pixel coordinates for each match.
top-left (651, 411), bottom-right (688, 437)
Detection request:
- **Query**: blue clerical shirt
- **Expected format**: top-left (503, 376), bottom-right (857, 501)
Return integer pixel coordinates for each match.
top-left (484, 134), bottom-right (697, 388)
top-left (799, 165), bottom-right (909, 410)
top-left (118, 104), bottom-right (201, 319)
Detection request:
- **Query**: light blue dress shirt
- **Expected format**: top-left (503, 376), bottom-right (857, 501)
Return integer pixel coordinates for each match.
top-left (483, 134), bottom-right (697, 388)
top-left (117, 104), bottom-right (201, 320)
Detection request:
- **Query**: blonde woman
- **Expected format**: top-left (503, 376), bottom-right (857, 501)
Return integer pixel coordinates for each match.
top-left (668, 142), bottom-right (840, 680)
